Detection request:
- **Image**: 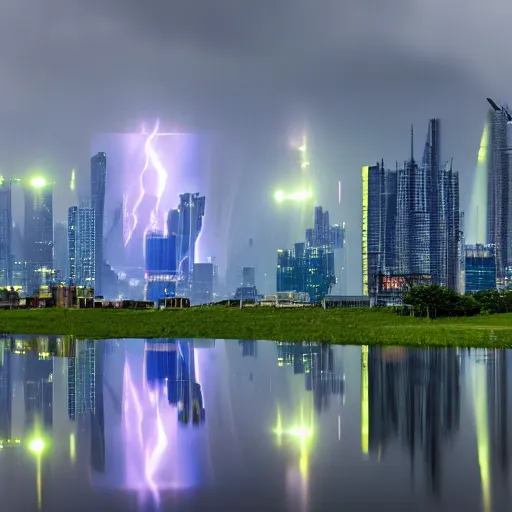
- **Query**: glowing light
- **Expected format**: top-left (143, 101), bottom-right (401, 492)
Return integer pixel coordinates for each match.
top-left (361, 345), bottom-right (369, 456)
top-left (69, 433), bottom-right (76, 464)
top-left (274, 190), bottom-right (313, 203)
top-left (338, 181), bottom-right (342, 205)
top-left (30, 177), bottom-right (47, 188)
top-left (70, 169), bottom-right (76, 191)
top-left (28, 439), bottom-right (45, 454)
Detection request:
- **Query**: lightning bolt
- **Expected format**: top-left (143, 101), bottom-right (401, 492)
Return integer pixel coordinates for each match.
top-left (125, 120), bottom-right (169, 248)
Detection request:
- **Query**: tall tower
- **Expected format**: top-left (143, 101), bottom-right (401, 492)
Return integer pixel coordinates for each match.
top-left (172, 193), bottom-right (206, 290)
top-left (24, 177), bottom-right (53, 293)
top-left (91, 152), bottom-right (107, 295)
top-left (68, 206), bottom-right (95, 287)
top-left (485, 98), bottom-right (511, 288)
top-left (0, 178), bottom-right (12, 286)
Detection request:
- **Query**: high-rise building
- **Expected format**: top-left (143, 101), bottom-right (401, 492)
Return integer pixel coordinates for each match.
top-left (465, 244), bottom-right (496, 293)
top-left (241, 266), bottom-right (256, 287)
top-left (53, 221), bottom-right (68, 283)
top-left (144, 232), bottom-right (177, 302)
top-left (192, 263), bottom-right (214, 304)
top-left (68, 206), bottom-right (95, 287)
top-left (91, 152), bottom-right (107, 295)
top-left (167, 193), bottom-right (206, 290)
top-left (0, 178), bottom-right (12, 286)
top-left (276, 207), bottom-right (338, 302)
top-left (362, 120), bottom-right (462, 300)
top-left (483, 98), bottom-right (512, 288)
top-left (24, 177), bottom-right (53, 294)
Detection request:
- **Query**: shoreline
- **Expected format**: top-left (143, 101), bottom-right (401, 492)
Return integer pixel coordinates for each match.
top-left (0, 307), bottom-right (511, 347)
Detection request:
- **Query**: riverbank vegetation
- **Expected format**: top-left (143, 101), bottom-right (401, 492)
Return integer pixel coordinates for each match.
top-left (0, 306), bottom-right (511, 347)
top-left (402, 285), bottom-right (512, 318)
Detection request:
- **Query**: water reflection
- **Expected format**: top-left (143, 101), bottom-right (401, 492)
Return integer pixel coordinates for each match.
top-left (0, 337), bottom-right (512, 511)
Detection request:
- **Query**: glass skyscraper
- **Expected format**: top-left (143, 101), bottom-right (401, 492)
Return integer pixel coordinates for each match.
top-left (24, 178), bottom-right (53, 294)
top-left (68, 206), bottom-right (95, 287)
top-left (0, 178), bottom-right (12, 286)
top-left (91, 152), bottom-right (107, 295)
top-left (362, 119), bottom-right (461, 299)
top-left (167, 192), bottom-right (206, 290)
top-left (465, 244), bottom-right (496, 293)
top-left (144, 232), bottom-right (177, 302)
top-left (483, 98), bottom-right (512, 288)
top-left (276, 206), bottom-right (338, 302)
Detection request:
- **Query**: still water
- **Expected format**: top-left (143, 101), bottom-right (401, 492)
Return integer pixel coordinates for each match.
top-left (0, 337), bottom-right (507, 511)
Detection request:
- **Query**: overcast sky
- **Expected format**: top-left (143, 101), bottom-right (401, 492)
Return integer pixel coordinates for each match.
top-left (1, 0), bottom-right (510, 293)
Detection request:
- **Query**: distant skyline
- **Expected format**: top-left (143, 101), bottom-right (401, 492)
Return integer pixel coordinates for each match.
top-left (2, 0), bottom-right (511, 294)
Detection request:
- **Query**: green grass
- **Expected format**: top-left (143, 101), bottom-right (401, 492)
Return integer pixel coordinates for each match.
top-left (1, 306), bottom-right (512, 347)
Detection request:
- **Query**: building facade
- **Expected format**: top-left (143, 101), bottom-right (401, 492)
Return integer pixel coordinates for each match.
top-left (483, 99), bottom-right (512, 288)
top-left (0, 179), bottom-right (12, 286)
top-left (192, 263), bottom-right (214, 304)
top-left (91, 152), bottom-right (107, 295)
top-left (24, 178), bottom-right (54, 294)
top-left (362, 119), bottom-right (462, 300)
top-left (68, 206), bottom-right (96, 288)
top-left (465, 244), bottom-right (496, 293)
top-left (144, 232), bottom-right (177, 302)
top-left (167, 192), bottom-right (206, 292)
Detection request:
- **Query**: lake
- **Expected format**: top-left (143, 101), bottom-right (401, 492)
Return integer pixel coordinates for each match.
top-left (0, 336), bottom-right (507, 511)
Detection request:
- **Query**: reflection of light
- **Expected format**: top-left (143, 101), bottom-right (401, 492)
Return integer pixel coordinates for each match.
top-left (361, 345), bottom-right (369, 456)
top-left (29, 439), bottom-right (45, 454)
top-left (273, 426), bottom-right (313, 439)
top-left (472, 356), bottom-right (491, 512)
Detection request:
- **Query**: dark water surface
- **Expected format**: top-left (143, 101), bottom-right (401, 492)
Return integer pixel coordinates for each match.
top-left (0, 337), bottom-right (507, 511)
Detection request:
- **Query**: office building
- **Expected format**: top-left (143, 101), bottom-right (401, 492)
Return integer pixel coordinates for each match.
top-left (91, 152), bottom-right (107, 295)
top-left (0, 178), bottom-right (12, 286)
top-left (242, 266), bottom-right (256, 287)
top-left (277, 206), bottom-right (339, 302)
top-left (167, 192), bottom-right (206, 290)
top-left (465, 244), bottom-right (496, 293)
top-left (24, 177), bottom-right (53, 294)
top-left (192, 263), bottom-right (214, 304)
top-left (68, 206), bottom-right (95, 287)
top-left (362, 120), bottom-right (462, 300)
top-left (482, 99), bottom-right (512, 288)
top-left (144, 231), bottom-right (176, 302)
top-left (53, 221), bottom-right (68, 283)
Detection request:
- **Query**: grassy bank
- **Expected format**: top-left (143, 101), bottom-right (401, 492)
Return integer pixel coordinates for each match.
top-left (0, 306), bottom-right (512, 347)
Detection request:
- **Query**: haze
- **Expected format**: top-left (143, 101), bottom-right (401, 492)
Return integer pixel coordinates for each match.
top-left (1, 0), bottom-right (510, 293)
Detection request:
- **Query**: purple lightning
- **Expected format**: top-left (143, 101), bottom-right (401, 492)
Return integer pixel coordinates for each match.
top-left (125, 120), bottom-right (170, 247)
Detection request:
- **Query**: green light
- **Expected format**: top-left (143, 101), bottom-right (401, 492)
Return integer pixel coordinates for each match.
top-left (274, 189), bottom-right (313, 203)
top-left (28, 439), bottom-right (45, 454)
top-left (30, 177), bottom-right (47, 188)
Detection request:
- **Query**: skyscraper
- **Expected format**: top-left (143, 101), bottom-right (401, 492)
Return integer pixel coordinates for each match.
top-left (53, 221), bottom-right (68, 282)
top-left (484, 98), bottom-right (512, 288)
top-left (0, 178), bottom-right (12, 286)
top-left (276, 206), bottom-right (338, 302)
top-left (362, 120), bottom-right (461, 299)
top-left (192, 263), bottom-right (214, 304)
top-left (24, 177), bottom-right (53, 293)
top-left (68, 206), bottom-right (95, 287)
top-left (168, 192), bottom-right (206, 290)
top-left (91, 152), bottom-right (106, 295)
top-left (144, 231), bottom-right (176, 302)
top-left (465, 244), bottom-right (496, 293)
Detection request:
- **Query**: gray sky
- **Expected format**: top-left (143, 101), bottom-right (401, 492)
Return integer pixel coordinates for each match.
top-left (0, 0), bottom-right (510, 293)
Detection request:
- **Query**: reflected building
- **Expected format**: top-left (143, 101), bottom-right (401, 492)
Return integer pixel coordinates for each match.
top-left (366, 346), bottom-right (461, 493)
top-left (68, 340), bottom-right (96, 421)
top-left (239, 340), bottom-right (257, 358)
top-left (276, 342), bottom-right (345, 413)
top-left (0, 340), bottom-right (11, 441)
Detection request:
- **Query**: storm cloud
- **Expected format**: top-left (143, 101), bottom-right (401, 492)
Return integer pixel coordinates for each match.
top-left (0, 0), bottom-right (509, 292)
